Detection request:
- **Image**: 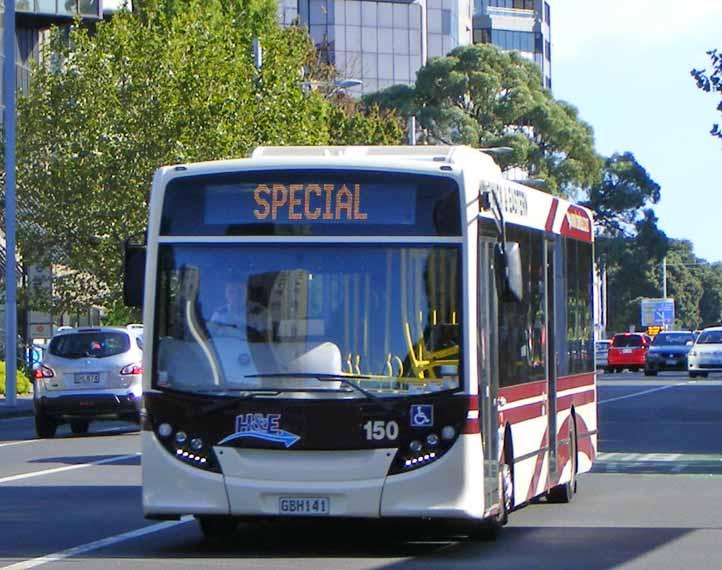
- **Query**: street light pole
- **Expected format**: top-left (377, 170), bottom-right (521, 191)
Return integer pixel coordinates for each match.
top-left (662, 256), bottom-right (667, 299)
top-left (4, 0), bottom-right (17, 407)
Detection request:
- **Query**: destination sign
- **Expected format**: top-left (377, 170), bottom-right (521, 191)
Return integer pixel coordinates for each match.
top-left (204, 182), bottom-right (417, 225)
top-left (160, 170), bottom-right (461, 236)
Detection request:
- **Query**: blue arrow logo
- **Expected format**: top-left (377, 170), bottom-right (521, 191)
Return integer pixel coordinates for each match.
top-left (218, 429), bottom-right (300, 448)
top-left (218, 413), bottom-right (301, 448)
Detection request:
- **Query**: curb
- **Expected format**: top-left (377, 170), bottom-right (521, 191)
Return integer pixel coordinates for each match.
top-left (0, 397), bottom-right (35, 420)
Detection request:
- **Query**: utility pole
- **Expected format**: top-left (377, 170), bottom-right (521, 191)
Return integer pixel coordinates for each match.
top-left (662, 256), bottom-right (667, 299)
top-left (4, 0), bottom-right (17, 407)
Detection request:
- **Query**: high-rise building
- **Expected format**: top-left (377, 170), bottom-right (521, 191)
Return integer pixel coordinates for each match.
top-left (283, 0), bottom-right (474, 96)
top-left (472, 0), bottom-right (552, 88)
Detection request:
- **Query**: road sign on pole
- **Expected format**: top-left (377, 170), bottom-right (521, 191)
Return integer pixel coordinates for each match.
top-left (641, 298), bottom-right (675, 327)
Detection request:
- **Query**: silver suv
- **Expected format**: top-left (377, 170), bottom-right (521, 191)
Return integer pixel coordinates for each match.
top-left (33, 326), bottom-right (143, 438)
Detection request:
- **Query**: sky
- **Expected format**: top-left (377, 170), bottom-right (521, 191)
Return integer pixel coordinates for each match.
top-left (551, 0), bottom-right (722, 263)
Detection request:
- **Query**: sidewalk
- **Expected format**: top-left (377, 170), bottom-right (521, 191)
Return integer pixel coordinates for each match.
top-left (0, 395), bottom-right (35, 419)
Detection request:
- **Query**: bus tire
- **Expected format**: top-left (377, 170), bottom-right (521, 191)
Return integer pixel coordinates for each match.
top-left (35, 412), bottom-right (57, 439)
top-left (197, 516), bottom-right (238, 541)
top-left (469, 460), bottom-right (512, 540)
top-left (547, 418), bottom-right (577, 504)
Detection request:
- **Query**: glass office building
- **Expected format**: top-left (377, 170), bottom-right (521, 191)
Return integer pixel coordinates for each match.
top-left (473, 0), bottom-right (551, 88)
top-left (283, 0), bottom-right (474, 95)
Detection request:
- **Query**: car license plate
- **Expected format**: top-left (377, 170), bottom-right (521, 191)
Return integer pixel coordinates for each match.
top-left (279, 497), bottom-right (330, 516)
top-left (666, 359), bottom-right (677, 365)
top-left (74, 373), bottom-right (100, 384)
top-left (622, 348), bottom-right (632, 354)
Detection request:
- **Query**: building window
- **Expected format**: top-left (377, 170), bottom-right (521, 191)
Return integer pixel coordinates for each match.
top-left (441, 9), bottom-right (452, 35)
top-left (491, 29), bottom-right (535, 52)
top-left (544, 1), bottom-right (551, 24)
top-left (545, 39), bottom-right (551, 61)
top-left (488, 0), bottom-right (535, 10)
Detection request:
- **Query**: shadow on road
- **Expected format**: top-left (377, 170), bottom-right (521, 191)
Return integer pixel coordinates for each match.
top-left (28, 454), bottom-right (140, 466)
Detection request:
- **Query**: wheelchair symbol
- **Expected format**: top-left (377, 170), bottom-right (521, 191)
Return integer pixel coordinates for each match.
top-left (410, 405), bottom-right (433, 427)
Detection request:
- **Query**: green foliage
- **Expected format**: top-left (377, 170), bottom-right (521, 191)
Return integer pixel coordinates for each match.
top-left (584, 152), bottom-right (661, 237)
top-left (585, 151), bottom-right (671, 333)
top-left (16, 0), bottom-right (401, 314)
top-left (327, 100), bottom-right (404, 145)
top-left (691, 49), bottom-right (722, 141)
top-left (664, 240), bottom-right (722, 330)
top-left (0, 362), bottom-right (32, 396)
top-left (364, 44), bottom-right (602, 197)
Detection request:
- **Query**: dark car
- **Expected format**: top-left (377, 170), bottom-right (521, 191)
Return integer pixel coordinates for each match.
top-left (643, 331), bottom-right (695, 376)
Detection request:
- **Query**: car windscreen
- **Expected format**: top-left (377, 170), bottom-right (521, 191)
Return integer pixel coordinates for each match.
top-left (696, 331), bottom-right (722, 344)
top-left (652, 333), bottom-right (694, 346)
top-left (612, 335), bottom-right (643, 348)
top-left (49, 332), bottom-right (131, 359)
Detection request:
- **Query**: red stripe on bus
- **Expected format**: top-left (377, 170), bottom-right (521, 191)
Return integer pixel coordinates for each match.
top-left (466, 395), bottom-right (479, 411)
top-left (463, 418), bottom-right (480, 434)
top-left (557, 372), bottom-right (596, 392)
top-left (499, 380), bottom-right (547, 403)
top-left (558, 389), bottom-right (596, 412)
top-left (526, 430), bottom-right (549, 502)
top-left (545, 198), bottom-right (559, 232)
top-left (500, 402), bottom-right (545, 424)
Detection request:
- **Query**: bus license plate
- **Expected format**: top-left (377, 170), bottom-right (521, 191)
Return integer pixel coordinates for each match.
top-left (279, 497), bottom-right (330, 516)
top-left (74, 373), bottom-right (100, 384)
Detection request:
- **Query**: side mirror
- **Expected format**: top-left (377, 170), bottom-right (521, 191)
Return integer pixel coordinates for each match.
top-left (123, 241), bottom-right (146, 308)
top-left (494, 241), bottom-right (523, 303)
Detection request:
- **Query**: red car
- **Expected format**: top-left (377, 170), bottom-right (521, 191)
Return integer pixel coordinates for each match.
top-left (606, 333), bottom-right (652, 373)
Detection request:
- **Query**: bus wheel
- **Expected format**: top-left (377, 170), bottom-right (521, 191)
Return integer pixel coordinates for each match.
top-left (469, 459), bottom-right (513, 540)
top-left (197, 516), bottom-right (238, 541)
top-left (547, 420), bottom-right (577, 503)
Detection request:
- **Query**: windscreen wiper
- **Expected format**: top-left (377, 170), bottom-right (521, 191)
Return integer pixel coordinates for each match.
top-left (243, 373), bottom-right (395, 411)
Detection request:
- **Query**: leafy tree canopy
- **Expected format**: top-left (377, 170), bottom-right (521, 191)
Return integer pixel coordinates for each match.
top-left (583, 152), bottom-right (661, 238)
top-left (16, 0), bottom-right (401, 314)
top-left (691, 49), bottom-right (722, 141)
top-left (364, 44), bottom-right (602, 196)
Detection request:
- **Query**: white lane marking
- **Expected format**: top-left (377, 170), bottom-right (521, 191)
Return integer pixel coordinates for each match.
top-left (598, 383), bottom-right (688, 405)
top-left (0, 440), bottom-right (39, 449)
top-left (0, 453), bottom-right (140, 485)
top-left (0, 518), bottom-right (192, 570)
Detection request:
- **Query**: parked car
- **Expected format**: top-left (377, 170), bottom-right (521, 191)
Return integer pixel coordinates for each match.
top-left (687, 326), bottom-right (722, 378)
top-left (606, 332), bottom-right (651, 373)
top-left (595, 340), bottom-right (611, 370)
top-left (32, 327), bottom-right (143, 438)
top-left (643, 331), bottom-right (695, 376)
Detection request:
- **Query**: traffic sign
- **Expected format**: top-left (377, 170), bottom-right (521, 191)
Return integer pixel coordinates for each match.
top-left (641, 298), bottom-right (675, 327)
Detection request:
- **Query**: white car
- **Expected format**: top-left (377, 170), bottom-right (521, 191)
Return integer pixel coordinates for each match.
top-left (595, 339), bottom-right (611, 369)
top-left (687, 326), bottom-right (722, 378)
top-left (32, 327), bottom-right (144, 438)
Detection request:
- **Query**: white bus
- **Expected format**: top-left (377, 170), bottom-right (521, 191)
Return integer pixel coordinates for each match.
top-left (124, 145), bottom-right (597, 539)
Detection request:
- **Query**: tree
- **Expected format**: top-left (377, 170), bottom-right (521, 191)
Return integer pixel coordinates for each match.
top-left (15, 0), bottom-right (402, 314)
top-left (691, 49), bottom-right (722, 141)
top-left (364, 44), bottom-right (602, 197)
top-left (585, 153), bottom-right (669, 333)
top-left (583, 152), bottom-right (661, 237)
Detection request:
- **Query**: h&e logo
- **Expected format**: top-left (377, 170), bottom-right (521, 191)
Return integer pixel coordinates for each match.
top-left (236, 413), bottom-right (282, 435)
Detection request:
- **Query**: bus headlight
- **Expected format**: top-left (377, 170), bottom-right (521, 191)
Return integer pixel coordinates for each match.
top-left (153, 422), bottom-right (219, 473)
top-left (388, 423), bottom-right (462, 475)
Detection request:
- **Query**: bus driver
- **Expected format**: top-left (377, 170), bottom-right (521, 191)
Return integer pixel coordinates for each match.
top-left (210, 277), bottom-right (269, 341)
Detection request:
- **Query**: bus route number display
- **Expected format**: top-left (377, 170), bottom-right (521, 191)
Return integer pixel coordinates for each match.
top-left (204, 181), bottom-right (417, 226)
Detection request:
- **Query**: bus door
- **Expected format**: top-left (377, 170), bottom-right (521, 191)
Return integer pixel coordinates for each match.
top-left (545, 239), bottom-right (558, 477)
top-left (478, 238), bottom-right (500, 508)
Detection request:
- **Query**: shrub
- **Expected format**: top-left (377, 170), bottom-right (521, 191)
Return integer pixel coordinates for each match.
top-left (0, 361), bottom-right (32, 396)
